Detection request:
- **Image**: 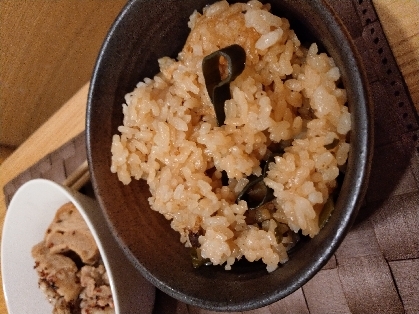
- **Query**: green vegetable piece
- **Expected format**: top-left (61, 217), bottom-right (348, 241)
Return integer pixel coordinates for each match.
top-left (319, 197), bottom-right (335, 229)
top-left (202, 44), bottom-right (246, 126)
top-left (190, 248), bottom-right (212, 269)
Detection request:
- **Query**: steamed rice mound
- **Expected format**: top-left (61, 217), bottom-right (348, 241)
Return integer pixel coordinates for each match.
top-left (111, 0), bottom-right (351, 272)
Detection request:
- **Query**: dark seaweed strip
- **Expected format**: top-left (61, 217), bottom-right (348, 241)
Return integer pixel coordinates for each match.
top-left (202, 44), bottom-right (246, 126)
top-left (236, 175), bottom-right (271, 209)
top-left (236, 152), bottom-right (283, 210)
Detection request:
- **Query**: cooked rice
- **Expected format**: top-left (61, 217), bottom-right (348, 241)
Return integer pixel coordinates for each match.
top-left (111, 0), bottom-right (351, 272)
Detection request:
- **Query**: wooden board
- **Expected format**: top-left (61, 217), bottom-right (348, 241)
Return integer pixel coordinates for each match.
top-left (0, 0), bottom-right (127, 147)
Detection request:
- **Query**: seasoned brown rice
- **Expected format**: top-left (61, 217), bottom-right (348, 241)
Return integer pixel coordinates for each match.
top-left (111, 0), bottom-right (351, 272)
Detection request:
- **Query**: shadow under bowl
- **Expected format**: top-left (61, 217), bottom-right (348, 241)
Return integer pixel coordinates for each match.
top-left (86, 0), bottom-right (373, 311)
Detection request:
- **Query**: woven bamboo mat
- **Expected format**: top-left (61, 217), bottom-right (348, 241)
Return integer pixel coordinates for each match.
top-left (4, 0), bottom-right (418, 313)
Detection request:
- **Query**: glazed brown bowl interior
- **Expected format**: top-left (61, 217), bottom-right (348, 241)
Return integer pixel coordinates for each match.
top-left (86, 0), bottom-right (373, 311)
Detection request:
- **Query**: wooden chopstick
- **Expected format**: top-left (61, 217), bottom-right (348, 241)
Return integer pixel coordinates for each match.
top-left (62, 160), bottom-right (90, 190)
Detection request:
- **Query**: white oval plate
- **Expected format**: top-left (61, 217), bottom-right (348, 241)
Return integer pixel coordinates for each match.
top-left (1, 179), bottom-right (155, 314)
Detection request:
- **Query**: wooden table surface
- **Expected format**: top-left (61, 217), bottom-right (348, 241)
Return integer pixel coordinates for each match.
top-left (0, 1), bottom-right (418, 312)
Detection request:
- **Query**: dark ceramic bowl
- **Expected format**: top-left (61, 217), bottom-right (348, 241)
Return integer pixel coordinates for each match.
top-left (86, 0), bottom-right (373, 311)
